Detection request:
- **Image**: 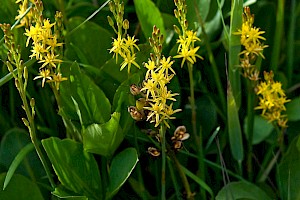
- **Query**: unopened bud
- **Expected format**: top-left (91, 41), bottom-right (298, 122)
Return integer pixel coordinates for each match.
top-left (6, 61), bottom-right (14, 73)
top-left (15, 79), bottom-right (19, 89)
top-left (159, 35), bottom-right (164, 44)
top-left (22, 118), bottom-right (29, 127)
top-left (174, 9), bottom-right (178, 18)
top-left (108, 1), bottom-right (114, 12)
top-left (23, 66), bottom-right (28, 80)
top-left (123, 19), bottom-right (129, 30)
top-left (30, 98), bottom-right (35, 108)
top-left (173, 25), bottom-right (181, 35)
top-left (107, 16), bottom-right (114, 27)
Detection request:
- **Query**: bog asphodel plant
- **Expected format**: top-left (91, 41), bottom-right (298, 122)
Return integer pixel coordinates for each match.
top-left (173, 0), bottom-right (203, 67)
top-left (17, 0), bottom-right (66, 90)
top-left (234, 7), bottom-right (268, 81)
top-left (108, 0), bottom-right (140, 74)
top-left (141, 26), bottom-right (181, 128)
top-left (255, 71), bottom-right (290, 128)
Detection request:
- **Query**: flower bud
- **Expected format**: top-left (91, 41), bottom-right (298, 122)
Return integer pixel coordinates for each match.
top-left (23, 66), bottom-right (28, 80)
top-left (107, 16), bottom-right (114, 27)
top-left (123, 19), bottom-right (129, 30)
top-left (22, 118), bottom-right (29, 127)
top-left (30, 98), bottom-right (35, 108)
top-left (173, 25), bottom-right (181, 35)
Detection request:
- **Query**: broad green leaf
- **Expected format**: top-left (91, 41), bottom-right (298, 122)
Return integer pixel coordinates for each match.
top-left (286, 97), bottom-right (300, 121)
top-left (0, 128), bottom-right (45, 180)
top-left (216, 181), bottom-right (271, 200)
top-left (65, 17), bottom-right (113, 68)
top-left (42, 137), bottom-right (102, 199)
top-left (227, 81), bottom-right (244, 162)
top-left (60, 62), bottom-right (111, 125)
top-left (107, 148), bottom-right (139, 199)
top-left (52, 185), bottom-right (88, 200)
top-left (3, 143), bottom-right (34, 190)
top-left (0, 173), bottom-right (44, 200)
top-left (244, 115), bottom-right (274, 145)
top-left (186, 0), bottom-right (211, 28)
top-left (278, 136), bottom-right (300, 200)
top-left (82, 112), bottom-right (123, 157)
top-left (134, 0), bottom-right (166, 39)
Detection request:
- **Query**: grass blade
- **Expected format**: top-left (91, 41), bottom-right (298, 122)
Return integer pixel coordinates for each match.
top-left (3, 143), bottom-right (35, 190)
top-left (180, 164), bottom-right (214, 198)
top-left (228, 0), bottom-right (243, 108)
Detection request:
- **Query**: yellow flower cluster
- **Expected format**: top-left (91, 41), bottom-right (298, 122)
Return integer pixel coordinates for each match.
top-left (235, 7), bottom-right (268, 81)
top-left (141, 26), bottom-right (181, 128)
top-left (173, 0), bottom-right (203, 67)
top-left (17, 0), bottom-right (66, 90)
top-left (255, 71), bottom-right (290, 128)
top-left (15, 0), bottom-right (35, 28)
top-left (108, 0), bottom-right (140, 74)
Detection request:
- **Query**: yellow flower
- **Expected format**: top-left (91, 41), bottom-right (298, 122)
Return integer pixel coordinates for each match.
top-left (156, 56), bottom-right (175, 75)
top-left (30, 42), bottom-right (46, 60)
top-left (33, 69), bottom-right (52, 87)
top-left (124, 35), bottom-right (140, 52)
top-left (110, 36), bottom-right (124, 62)
top-left (145, 101), bottom-right (164, 127)
top-left (255, 71), bottom-right (290, 127)
top-left (25, 24), bottom-right (41, 46)
top-left (47, 72), bottom-right (68, 90)
top-left (174, 44), bottom-right (202, 67)
top-left (120, 52), bottom-right (140, 73)
top-left (38, 52), bottom-right (62, 69)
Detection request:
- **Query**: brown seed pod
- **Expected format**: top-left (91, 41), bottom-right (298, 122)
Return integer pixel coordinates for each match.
top-left (128, 106), bottom-right (146, 121)
top-left (147, 147), bottom-right (160, 157)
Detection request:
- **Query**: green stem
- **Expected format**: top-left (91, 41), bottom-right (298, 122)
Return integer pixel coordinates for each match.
top-left (187, 63), bottom-right (197, 141)
top-left (287, 0), bottom-right (296, 84)
top-left (246, 80), bottom-right (255, 181)
top-left (187, 63), bottom-right (206, 199)
top-left (170, 151), bottom-right (194, 200)
top-left (270, 0), bottom-right (285, 72)
top-left (17, 76), bottom-right (56, 189)
top-left (160, 124), bottom-right (166, 200)
top-left (133, 126), bottom-right (147, 200)
top-left (275, 124), bottom-right (285, 153)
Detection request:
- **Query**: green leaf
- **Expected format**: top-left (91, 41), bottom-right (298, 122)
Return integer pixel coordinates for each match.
top-left (0, 173), bottom-right (44, 200)
top-left (227, 81), bottom-right (244, 162)
top-left (42, 137), bottom-right (102, 199)
top-left (278, 136), bottom-right (300, 200)
top-left (0, 128), bottom-right (45, 180)
top-left (134, 0), bottom-right (166, 39)
top-left (82, 112), bottom-right (123, 157)
top-left (3, 143), bottom-right (34, 190)
top-left (60, 62), bottom-right (111, 125)
top-left (229, 0), bottom-right (243, 108)
top-left (107, 148), bottom-right (139, 199)
top-left (186, 0), bottom-right (211, 28)
top-left (52, 185), bottom-right (88, 200)
top-left (216, 181), bottom-right (271, 200)
top-left (65, 17), bottom-right (113, 68)
top-left (286, 97), bottom-right (300, 121)
top-left (244, 115), bottom-right (274, 145)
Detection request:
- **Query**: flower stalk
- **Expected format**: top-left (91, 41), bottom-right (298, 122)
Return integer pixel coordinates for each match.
top-left (1, 23), bottom-right (55, 189)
